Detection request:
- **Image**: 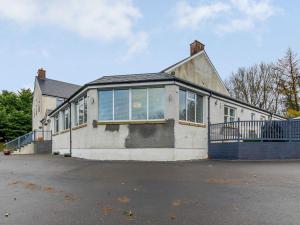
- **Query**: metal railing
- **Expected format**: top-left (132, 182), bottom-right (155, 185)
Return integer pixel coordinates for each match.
top-left (5, 130), bottom-right (52, 151)
top-left (209, 119), bottom-right (300, 143)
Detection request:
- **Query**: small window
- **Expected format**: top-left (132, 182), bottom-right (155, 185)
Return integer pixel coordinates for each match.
top-left (56, 98), bottom-right (64, 107)
top-left (251, 113), bottom-right (255, 121)
top-left (224, 106), bottom-right (236, 122)
top-left (64, 108), bottom-right (70, 130)
top-left (260, 115), bottom-right (266, 121)
top-left (54, 115), bottom-right (59, 133)
top-left (179, 89), bottom-right (203, 123)
top-left (75, 96), bottom-right (87, 126)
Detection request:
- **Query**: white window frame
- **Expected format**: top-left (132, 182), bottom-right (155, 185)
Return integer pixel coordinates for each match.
top-left (75, 96), bottom-right (87, 126)
top-left (224, 105), bottom-right (236, 123)
top-left (63, 108), bottom-right (70, 130)
top-left (98, 87), bottom-right (165, 122)
top-left (179, 89), bottom-right (204, 124)
top-left (54, 115), bottom-right (59, 133)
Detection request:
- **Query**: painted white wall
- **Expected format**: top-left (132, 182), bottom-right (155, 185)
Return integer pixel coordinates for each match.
top-left (51, 83), bottom-right (284, 161)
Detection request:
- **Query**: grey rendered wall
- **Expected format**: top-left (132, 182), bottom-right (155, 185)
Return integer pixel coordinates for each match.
top-left (209, 142), bottom-right (300, 160)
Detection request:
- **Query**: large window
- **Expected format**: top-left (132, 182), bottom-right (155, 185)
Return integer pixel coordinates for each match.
top-left (179, 89), bottom-right (203, 123)
top-left (98, 87), bottom-right (165, 121)
top-left (224, 106), bottom-right (236, 122)
top-left (54, 115), bottom-right (59, 133)
top-left (63, 108), bottom-right (70, 130)
top-left (75, 96), bottom-right (87, 126)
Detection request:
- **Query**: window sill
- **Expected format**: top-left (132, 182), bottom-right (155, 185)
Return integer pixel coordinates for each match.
top-left (179, 120), bottom-right (206, 128)
top-left (60, 129), bottom-right (70, 134)
top-left (52, 133), bottom-right (59, 136)
top-left (72, 124), bottom-right (87, 130)
top-left (97, 120), bottom-right (167, 125)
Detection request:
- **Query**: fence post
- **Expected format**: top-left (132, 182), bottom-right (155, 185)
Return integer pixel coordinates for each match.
top-left (237, 118), bottom-right (240, 143)
top-left (288, 118), bottom-right (292, 142)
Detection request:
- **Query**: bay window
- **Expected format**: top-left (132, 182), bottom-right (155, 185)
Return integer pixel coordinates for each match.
top-left (75, 96), bottom-right (87, 126)
top-left (98, 87), bottom-right (165, 121)
top-left (179, 89), bottom-right (203, 123)
top-left (224, 106), bottom-right (236, 122)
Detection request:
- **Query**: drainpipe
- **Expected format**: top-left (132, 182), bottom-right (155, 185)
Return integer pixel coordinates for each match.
top-left (207, 92), bottom-right (212, 156)
top-left (69, 102), bottom-right (72, 156)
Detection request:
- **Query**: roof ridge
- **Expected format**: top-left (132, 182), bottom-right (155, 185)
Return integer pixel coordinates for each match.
top-left (36, 76), bottom-right (81, 87)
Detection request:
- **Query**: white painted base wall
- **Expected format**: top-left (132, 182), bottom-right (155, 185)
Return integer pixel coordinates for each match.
top-left (54, 148), bottom-right (208, 161)
top-left (13, 143), bottom-right (34, 155)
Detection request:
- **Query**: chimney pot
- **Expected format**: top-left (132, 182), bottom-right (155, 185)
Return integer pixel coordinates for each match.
top-left (37, 68), bottom-right (46, 79)
top-left (190, 40), bottom-right (205, 56)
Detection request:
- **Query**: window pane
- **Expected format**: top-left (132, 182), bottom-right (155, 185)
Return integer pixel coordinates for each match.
top-left (84, 97), bottom-right (87, 123)
top-left (187, 92), bottom-right (196, 100)
top-left (148, 88), bottom-right (164, 119)
top-left (179, 90), bottom-right (186, 120)
top-left (230, 108), bottom-right (235, 117)
top-left (99, 90), bottom-right (113, 120)
top-left (114, 89), bottom-right (129, 120)
top-left (196, 95), bottom-right (203, 123)
top-left (79, 103), bottom-right (84, 125)
top-left (187, 99), bottom-right (195, 122)
top-left (131, 89), bottom-right (147, 120)
top-left (224, 107), bottom-right (228, 116)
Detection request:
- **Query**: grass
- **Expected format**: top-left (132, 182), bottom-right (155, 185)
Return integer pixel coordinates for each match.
top-left (0, 142), bottom-right (4, 152)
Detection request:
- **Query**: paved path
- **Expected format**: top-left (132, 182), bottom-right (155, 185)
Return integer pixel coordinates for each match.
top-left (1, 155), bottom-right (300, 225)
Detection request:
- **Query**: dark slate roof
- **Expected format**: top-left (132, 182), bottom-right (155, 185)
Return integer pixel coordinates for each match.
top-left (88, 73), bottom-right (175, 85)
top-left (37, 77), bottom-right (81, 99)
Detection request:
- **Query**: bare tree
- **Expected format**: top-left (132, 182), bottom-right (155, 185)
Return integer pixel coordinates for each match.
top-left (225, 63), bottom-right (283, 115)
top-left (276, 48), bottom-right (300, 117)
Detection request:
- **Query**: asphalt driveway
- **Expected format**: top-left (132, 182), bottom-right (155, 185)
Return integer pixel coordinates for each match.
top-left (1, 155), bottom-right (300, 225)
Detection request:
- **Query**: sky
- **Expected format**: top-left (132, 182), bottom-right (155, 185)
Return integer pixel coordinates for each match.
top-left (0, 0), bottom-right (299, 91)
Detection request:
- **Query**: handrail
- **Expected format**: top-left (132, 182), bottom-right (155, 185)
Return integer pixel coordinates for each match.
top-left (4, 130), bottom-right (52, 151)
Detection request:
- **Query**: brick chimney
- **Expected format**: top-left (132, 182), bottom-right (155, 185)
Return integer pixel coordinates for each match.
top-left (190, 40), bottom-right (205, 56)
top-left (37, 68), bottom-right (46, 79)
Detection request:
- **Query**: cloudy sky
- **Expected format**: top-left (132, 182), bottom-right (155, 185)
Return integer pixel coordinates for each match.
top-left (0, 0), bottom-right (299, 91)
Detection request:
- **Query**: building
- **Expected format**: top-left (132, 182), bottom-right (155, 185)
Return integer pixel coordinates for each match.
top-left (46, 40), bottom-right (284, 161)
top-left (32, 69), bottom-right (81, 131)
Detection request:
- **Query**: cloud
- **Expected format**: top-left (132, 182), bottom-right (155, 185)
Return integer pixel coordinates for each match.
top-left (175, 0), bottom-right (281, 34)
top-left (175, 1), bottom-right (231, 28)
top-left (122, 31), bottom-right (149, 61)
top-left (0, 0), bottom-right (147, 59)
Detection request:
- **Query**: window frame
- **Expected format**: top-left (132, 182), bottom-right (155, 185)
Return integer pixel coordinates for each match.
top-left (54, 114), bottom-right (59, 134)
top-left (75, 96), bottom-right (87, 126)
top-left (179, 89), bottom-right (204, 124)
top-left (63, 108), bottom-right (70, 130)
top-left (224, 105), bottom-right (236, 123)
top-left (98, 87), bottom-right (165, 122)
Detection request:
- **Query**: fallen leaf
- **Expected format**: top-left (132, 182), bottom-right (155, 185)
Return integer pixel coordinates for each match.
top-left (101, 207), bottom-right (113, 216)
top-left (118, 196), bottom-right (130, 204)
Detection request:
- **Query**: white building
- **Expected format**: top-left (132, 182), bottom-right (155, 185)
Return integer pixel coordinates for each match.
top-left (43, 40), bottom-right (284, 161)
